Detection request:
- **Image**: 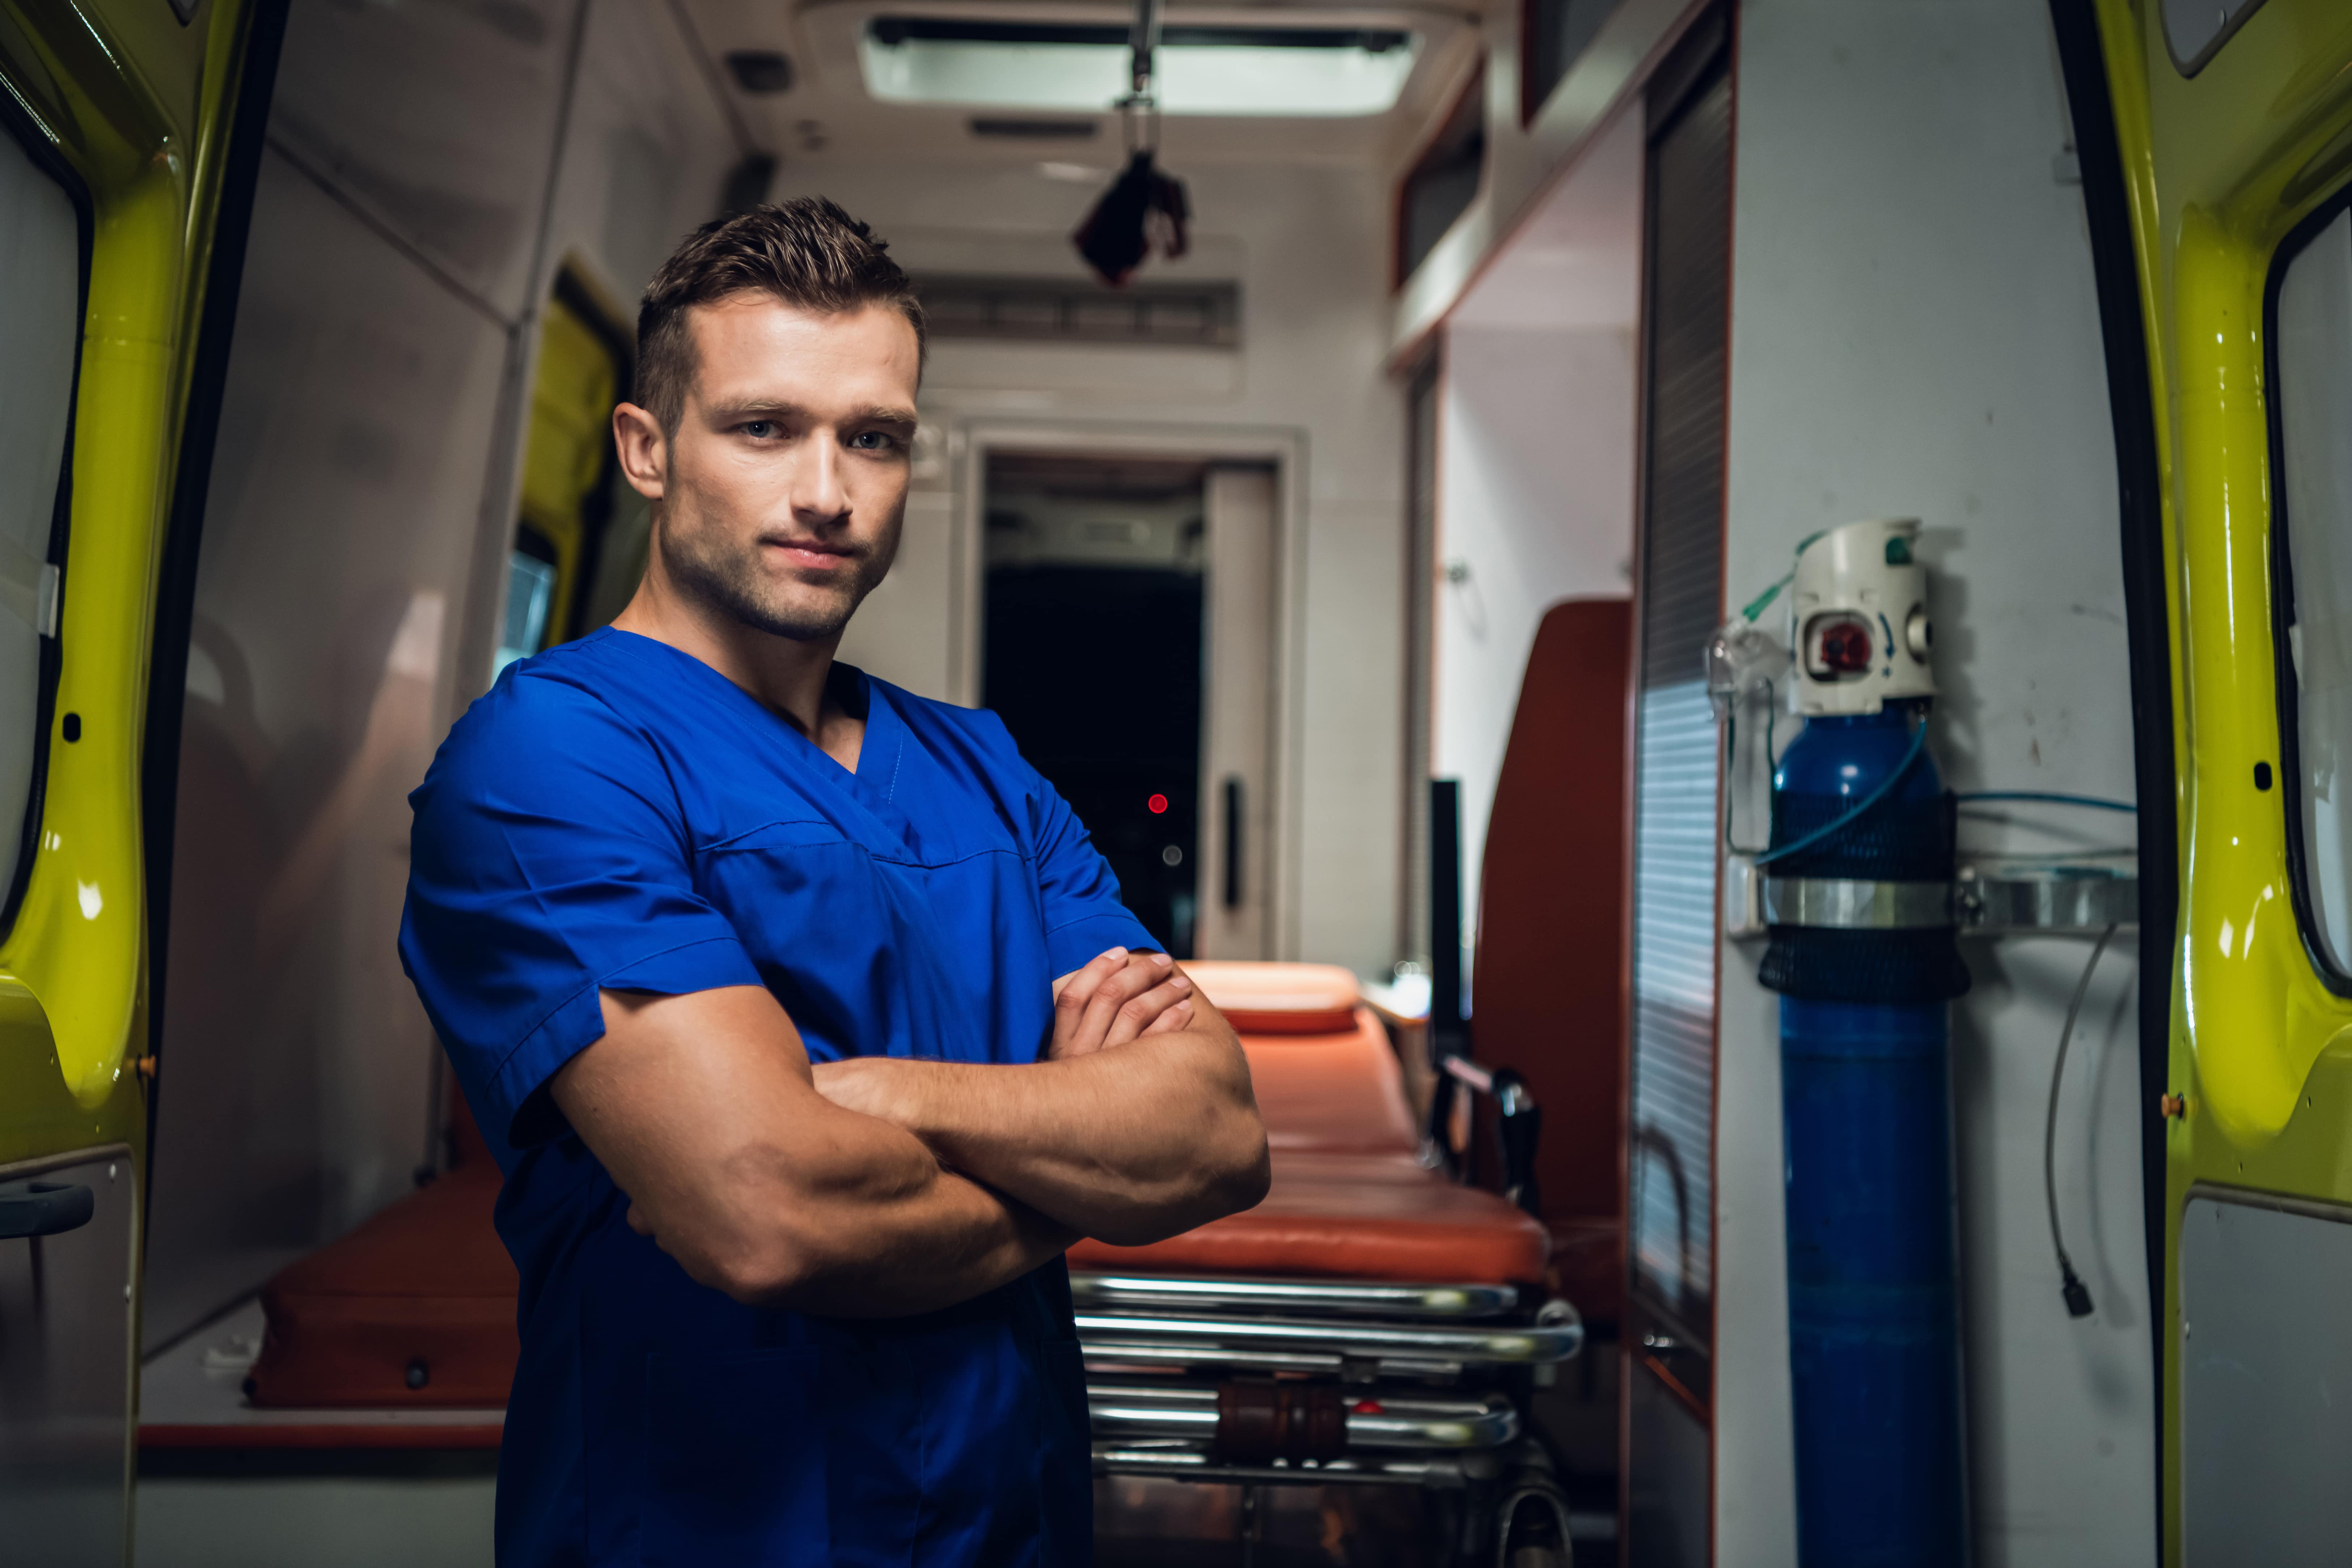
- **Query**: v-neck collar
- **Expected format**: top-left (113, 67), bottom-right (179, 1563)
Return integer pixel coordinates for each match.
top-left (589, 627), bottom-right (911, 836)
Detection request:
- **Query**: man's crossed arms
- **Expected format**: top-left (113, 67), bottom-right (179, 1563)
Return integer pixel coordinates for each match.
top-left (551, 948), bottom-right (1270, 1316)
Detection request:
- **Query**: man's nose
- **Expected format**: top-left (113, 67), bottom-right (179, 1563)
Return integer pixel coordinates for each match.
top-left (790, 435), bottom-right (849, 526)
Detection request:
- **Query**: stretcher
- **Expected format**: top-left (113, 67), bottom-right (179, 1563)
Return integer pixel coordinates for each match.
top-left (157, 961), bottom-right (1578, 1560)
top-left (1069, 961), bottom-right (1581, 1564)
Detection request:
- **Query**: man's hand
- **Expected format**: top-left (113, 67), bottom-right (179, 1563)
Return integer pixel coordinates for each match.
top-left (1048, 946), bottom-right (1196, 1059)
top-left (811, 946), bottom-right (1193, 1122)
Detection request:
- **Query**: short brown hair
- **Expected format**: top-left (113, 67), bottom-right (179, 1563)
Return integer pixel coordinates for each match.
top-left (635, 198), bottom-right (926, 433)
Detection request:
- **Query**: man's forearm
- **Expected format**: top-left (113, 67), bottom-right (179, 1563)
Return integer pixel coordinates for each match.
top-left (631, 1118), bottom-right (1077, 1318)
top-left (816, 1026), bottom-right (1270, 1245)
top-left (758, 1162), bottom-right (1078, 1318)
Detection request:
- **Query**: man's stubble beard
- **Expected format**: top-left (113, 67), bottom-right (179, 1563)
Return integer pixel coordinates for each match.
top-left (659, 510), bottom-right (900, 643)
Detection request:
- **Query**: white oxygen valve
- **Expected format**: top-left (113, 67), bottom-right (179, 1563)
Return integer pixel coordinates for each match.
top-left (1789, 518), bottom-right (1934, 716)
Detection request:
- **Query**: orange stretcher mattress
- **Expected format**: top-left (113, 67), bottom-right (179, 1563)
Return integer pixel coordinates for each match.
top-left (1064, 963), bottom-right (1549, 1284)
top-left (1065, 1149), bottom-right (1549, 1283)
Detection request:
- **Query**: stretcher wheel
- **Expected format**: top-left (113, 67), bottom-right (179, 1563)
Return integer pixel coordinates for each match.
top-left (1493, 1478), bottom-right (1573, 1568)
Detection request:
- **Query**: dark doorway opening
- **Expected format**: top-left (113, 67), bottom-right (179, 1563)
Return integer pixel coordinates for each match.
top-left (983, 453), bottom-right (1207, 956)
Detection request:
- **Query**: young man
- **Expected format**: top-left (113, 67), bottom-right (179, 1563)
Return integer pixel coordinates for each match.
top-left (400, 198), bottom-right (1270, 1565)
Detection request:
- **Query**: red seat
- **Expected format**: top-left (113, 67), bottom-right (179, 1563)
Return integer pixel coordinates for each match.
top-left (1472, 600), bottom-right (1631, 1323)
top-left (245, 1160), bottom-right (516, 1409)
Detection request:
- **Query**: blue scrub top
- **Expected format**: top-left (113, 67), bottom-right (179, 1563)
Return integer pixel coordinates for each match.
top-left (399, 626), bottom-right (1156, 1567)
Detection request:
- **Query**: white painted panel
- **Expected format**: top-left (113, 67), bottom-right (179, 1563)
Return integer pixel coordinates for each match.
top-left (143, 149), bottom-right (513, 1351)
top-left (268, 0), bottom-right (573, 320)
top-left (1435, 327), bottom-right (1636, 952)
top-left (838, 490), bottom-right (959, 701)
top-left (1719, 2), bottom-right (2152, 1563)
top-left (2179, 1191), bottom-right (2352, 1565)
top-left (1197, 467), bottom-right (1277, 959)
top-left (0, 1151), bottom-right (135, 1567)
top-left (1433, 105), bottom-right (1640, 972)
top-left (533, 0), bottom-right (738, 312)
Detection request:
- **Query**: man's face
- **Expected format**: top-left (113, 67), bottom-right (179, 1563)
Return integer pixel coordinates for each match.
top-left (648, 295), bottom-right (920, 642)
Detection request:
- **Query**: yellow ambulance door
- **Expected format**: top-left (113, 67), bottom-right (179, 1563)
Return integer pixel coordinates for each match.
top-left (2069, 0), bottom-right (2352, 1559)
top-left (0, 0), bottom-right (280, 1559)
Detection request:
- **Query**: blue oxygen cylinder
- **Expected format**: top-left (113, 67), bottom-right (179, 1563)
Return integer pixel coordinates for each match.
top-left (1760, 702), bottom-right (1970, 1567)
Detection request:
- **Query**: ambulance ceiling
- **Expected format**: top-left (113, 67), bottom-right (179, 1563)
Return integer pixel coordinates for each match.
top-left (678, 0), bottom-right (1482, 168)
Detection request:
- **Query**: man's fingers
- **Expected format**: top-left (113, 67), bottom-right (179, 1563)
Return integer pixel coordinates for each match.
top-left (1138, 997), bottom-right (1194, 1039)
top-left (1058, 948), bottom-right (1129, 1005)
top-left (1050, 948), bottom-right (1129, 1054)
top-left (1075, 953), bottom-right (1171, 1046)
top-left (1103, 971), bottom-right (1194, 1049)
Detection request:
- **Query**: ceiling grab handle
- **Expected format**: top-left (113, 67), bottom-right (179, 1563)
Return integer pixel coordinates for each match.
top-left (1075, 0), bottom-right (1190, 282)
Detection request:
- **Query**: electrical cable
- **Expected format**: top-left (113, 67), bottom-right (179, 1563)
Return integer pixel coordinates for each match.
top-left (2045, 925), bottom-right (2116, 1320)
top-left (1957, 791), bottom-right (2136, 813)
top-left (1751, 718), bottom-right (1929, 866)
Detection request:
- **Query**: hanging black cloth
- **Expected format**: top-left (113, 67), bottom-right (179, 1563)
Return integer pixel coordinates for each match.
top-left (1073, 150), bottom-right (1190, 287)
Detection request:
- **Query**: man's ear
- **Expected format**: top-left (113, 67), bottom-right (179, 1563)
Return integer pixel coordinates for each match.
top-left (613, 403), bottom-right (667, 501)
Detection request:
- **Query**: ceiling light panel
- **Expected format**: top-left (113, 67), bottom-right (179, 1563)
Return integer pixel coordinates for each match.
top-left (859, 19), bottom-right (1421, 117)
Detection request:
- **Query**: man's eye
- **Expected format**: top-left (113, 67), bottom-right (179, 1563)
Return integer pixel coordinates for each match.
top-left (850, 431), bottom-right (900, 452)
top-left (743, 420), bottom-right (776, 438)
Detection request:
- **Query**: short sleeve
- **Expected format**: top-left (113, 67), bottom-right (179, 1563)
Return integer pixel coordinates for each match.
top-left (1001, 725), bottom-right (1159, 975)
top-left (400, 673), bottom-right (762, 1150)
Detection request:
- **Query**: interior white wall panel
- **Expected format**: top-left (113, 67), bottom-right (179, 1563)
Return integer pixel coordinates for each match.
top-left (144, 148), bottom-right (513, 1350)
top-left (1434, 325), bottom-right (1634, 958)
top-left (1717, 2), bottom-right (2154, 1562)
top-left (774, 157), bottom-right (1406, 975)
top-left (143, 0), bottom-right (740, 1355)
top-left (1390, 0), bottom-right (1710, 355)
top-left (265, 0), bottom-right (577, 323)
top-left (534, 0), bottom-right (741, 310)
top-left (1430, 104), bottom-right (1639, 973)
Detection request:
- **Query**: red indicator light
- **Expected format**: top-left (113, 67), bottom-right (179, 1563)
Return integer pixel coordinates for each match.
top-left (1147, 793), bottom-right (1169, 815)
top-left (1811, 616), bottom-right (1874, 676)
top-left (1350, 1398), bottom-right (1385, 1415)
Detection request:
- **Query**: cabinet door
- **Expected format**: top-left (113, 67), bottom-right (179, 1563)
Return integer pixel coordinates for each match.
top-left (0, 1151), bottom-right (137, 1566)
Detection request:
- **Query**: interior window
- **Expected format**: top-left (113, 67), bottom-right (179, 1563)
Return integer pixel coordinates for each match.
top-left (1397, 63), bottom-right (1486, 285)
top-left (0, 121), bottom-right (81, 912)
top-left (1522, 0), bottom-right (1616, 122)
top-left (494, 534), bottom-right (559, 678)
top-left (2275, 205), bottom-right (2352, 973)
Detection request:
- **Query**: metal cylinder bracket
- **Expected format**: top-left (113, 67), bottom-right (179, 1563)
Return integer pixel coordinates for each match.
top-left (1762, 876), bottom-right (1954, 929)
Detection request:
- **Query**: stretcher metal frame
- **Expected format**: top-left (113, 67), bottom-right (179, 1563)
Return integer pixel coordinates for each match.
top-left (1075, 1053), bottom-right (1581, 1564)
